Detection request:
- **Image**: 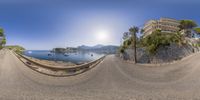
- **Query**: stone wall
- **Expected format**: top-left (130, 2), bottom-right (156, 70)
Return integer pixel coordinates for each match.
top-left (123, 44), bottom-right (200, 64)
top-left (0, 37), bottom-right (3, 45)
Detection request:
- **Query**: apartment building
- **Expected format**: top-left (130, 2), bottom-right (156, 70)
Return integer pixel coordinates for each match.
top-left (143, 18), bottom-right (180, 37)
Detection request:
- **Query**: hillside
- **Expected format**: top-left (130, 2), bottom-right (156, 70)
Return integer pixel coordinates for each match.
top-left (78, 44), bottom-right (119, 54)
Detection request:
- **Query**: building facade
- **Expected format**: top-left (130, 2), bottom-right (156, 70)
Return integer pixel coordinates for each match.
top-left (143, 18), bottom-right (180, 37)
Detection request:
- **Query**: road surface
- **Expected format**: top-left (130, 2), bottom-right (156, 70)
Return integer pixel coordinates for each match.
top-left (0, 49), bottom-right (200, 100)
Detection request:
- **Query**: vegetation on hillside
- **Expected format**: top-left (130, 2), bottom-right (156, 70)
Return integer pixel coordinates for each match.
top-left (179, 20), bottom-right (197, 37)
top-left (5, 45), bottom-right (25, 54)
top-left (0, 28), bottom-right (6, 49)
top-left (0, 28), bottom-right (4, 36)
top-left (119, 37), bottom-right (132, 53)
top-left (120, 19), bottom-right (200, 59)
top-left (140, 30), bottom-right (185, 54)
top-left (119, 26), bottom-right (139, 63)
top-left (179, 20), bottom-right (197, 30)
top-left (194, 27), bottom-right (200, 34)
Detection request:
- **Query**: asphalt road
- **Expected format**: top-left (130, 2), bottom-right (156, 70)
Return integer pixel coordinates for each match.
top-left (1, 49), bottom-right (200, 100)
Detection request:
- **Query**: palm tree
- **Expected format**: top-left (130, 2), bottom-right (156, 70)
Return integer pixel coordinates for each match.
top-left (179, 20), bottom-right (197, 37)
top-left (122, 32), bottom-right (130, 41)
top-left (129, 26), bottom-right (139, 64)
top-left (140, 29), bottom-right (144, 34)
top-left (139, 28), bottom-right (145, 39)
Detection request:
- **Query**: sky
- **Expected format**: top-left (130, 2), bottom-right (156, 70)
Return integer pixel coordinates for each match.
top-left (0, 0), bottom-right (200, 50)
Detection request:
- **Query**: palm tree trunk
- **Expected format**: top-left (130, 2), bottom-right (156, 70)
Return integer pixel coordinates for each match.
top-left (133, 33), bottom-right (137, 64)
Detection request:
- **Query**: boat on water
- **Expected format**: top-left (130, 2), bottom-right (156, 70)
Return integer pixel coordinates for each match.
top-left (48, 54), bottom-right (52, 56)
top-left (64, 53), bottom-right (69, 56)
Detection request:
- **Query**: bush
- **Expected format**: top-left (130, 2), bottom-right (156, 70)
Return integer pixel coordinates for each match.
top-left (119, 47), bottom-right (125, 53)
top-left (0, 28), bottom-right (4, 37)
top-left (1, 38), bottom-right (6, 45)
top-left (5, 45), bottom-right (25, 54)
top-left (141, 30), bottom-right (183, 54)
top-left (194, 27), bottom-right (200, 34)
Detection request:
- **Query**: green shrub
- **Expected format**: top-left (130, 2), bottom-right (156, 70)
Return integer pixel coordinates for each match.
top-left (0, 28), bottom-right (4, 37)
top-left (5, 45), bottom-right (25, 54)
top-left (119, 47), bottom-right (125, 53)
top-left (194, 27), bottom-right (200, 34)
top-left (141, 30), bottom-right (184, 54)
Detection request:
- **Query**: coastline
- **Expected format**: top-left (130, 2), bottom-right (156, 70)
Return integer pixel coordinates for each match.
top-left (13, 50), bottom-right (105, 77)
top-left (23, 50), bottom-right (105, 65)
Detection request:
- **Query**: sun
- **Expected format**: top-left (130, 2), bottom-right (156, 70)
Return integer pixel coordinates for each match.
top-left (96, 30), bottom-right (109, 42)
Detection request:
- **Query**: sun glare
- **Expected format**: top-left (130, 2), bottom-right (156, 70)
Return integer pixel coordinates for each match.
top-left (96, 30), bottom-right (109, 42)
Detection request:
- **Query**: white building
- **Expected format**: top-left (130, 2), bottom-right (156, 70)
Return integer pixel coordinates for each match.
top-left (143, 18), bottom-right (180, 37)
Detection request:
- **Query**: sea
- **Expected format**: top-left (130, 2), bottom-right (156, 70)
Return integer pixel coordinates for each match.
top-left (23, 50), bottom-right (105, 64)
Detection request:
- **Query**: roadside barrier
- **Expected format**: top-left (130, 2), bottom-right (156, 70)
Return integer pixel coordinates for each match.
top-left (13, 51), bottom-right (105, 77)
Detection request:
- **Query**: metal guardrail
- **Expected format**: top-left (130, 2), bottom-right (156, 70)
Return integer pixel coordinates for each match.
top-left (13, 51), bottom-right (105, 76)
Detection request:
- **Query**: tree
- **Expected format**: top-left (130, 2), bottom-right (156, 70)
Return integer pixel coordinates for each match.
top-left (141, 30), bottom-right (183, 54)
top-left (140, 29), bottom-right (144, 34)
top-left (1, 38), bottom-right (6, 46)
top-left (0, 28), bottom-right (6, 48)
top-left (179, 20), bottom-right (197, 37)
top-left (0, 28), bottom-right (4, 37)
top-left (129, 26), bottom-right (139, 64)
top-left (174, 32), bottom-right (186, 46)
top-left (122, 32), bottom-right (130, 41)
top-left (119, 36), bottom-right (131, 53)
top-left (179, 20), bottom-right (197, 30)
top-left (194, 27), bottom-right (200, 34)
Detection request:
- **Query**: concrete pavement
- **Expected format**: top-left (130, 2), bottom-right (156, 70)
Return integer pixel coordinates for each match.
top-left (0, 49), bottom-right (200, 100)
